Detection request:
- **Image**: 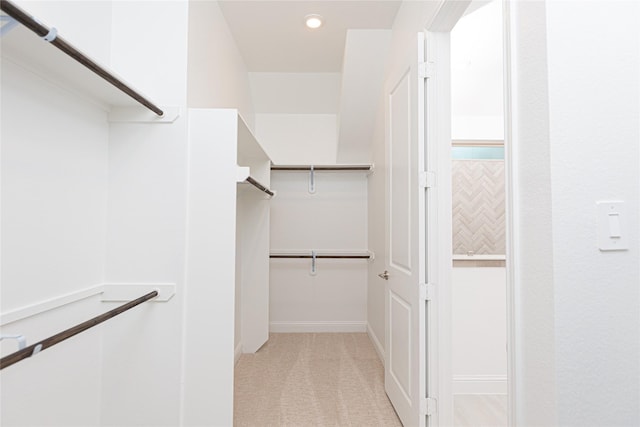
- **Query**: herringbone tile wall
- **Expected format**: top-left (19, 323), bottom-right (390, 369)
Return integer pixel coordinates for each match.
top-left (452, 160), bottom-right (505, 255)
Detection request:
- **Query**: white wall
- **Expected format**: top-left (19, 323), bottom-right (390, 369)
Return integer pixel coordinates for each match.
top-left (511, 1), bottom-right (640, 425)
top-left (13, 0), bottom-right (113, 65)
top-left (452, 267), bottom-right (507, 394)
top-left (250, 72), bottom-right (341, 165)
top-left (545, 1), bottom-right (639, 425)
top-left (336, 30), bottom-right (391, 163)
top-left (269, 172), bottom-right (369, 332)
top-left (101, 2), bottom-right (189, 425)
top-left (187, 0), bottom-right (254, 129)
top-left (2, 0), bottom-right (256, 425)
top-left (255, 114), bottom-right (338, 164)
top-left (250, 73), bottom-right (341, 114)
top-left (0, 59), bottom-right (108, 427)
top-left (1, 1), bottom-right (111, 425)
top-left (236, 172), bottom-right (271, 353)
top-left (451, 0), bottom-right (503, 140)
top-left (182, 109), bottom-right (239, 427)
top-left (507, 2), bottom-right (557, 425)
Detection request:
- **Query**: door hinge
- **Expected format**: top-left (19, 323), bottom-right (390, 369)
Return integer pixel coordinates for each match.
top-left (419, 171), bottom-right (436, 189)
top-left (419, 283), bottom-right (435, 301)
top-left (421, 397), bottom-right (437, 416)
top-left (418, 62), bottom-right (435, 79)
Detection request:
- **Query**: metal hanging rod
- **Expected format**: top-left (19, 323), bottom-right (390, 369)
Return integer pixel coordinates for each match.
top-left (0, 0), bottom-right (164, 116)
top-left (271, 165), bottom-right (372, 171)
top-left (270, 251), bottom-right (373, 275)
top-left (270, 254), bottom-right (371, 259)
top-left (0, 290), bottom-right (158, 370)
top-left (245, 176), bottom-right (274, 197)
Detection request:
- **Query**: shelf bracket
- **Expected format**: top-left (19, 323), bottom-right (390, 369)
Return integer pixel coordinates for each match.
top-left (40, 26), bottom-right (57, 42)
top-left (0, 334), bottom-right (27, 351)
top-left (308, 165), bottom-right (316, 194)
top-left (310, 251), bottom-right (317, 275)
top-left (108, 106), bottom-right (180, 123)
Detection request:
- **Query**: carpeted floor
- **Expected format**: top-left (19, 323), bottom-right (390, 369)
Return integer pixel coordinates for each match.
top-left (234, 333), bottom-right (402, 426)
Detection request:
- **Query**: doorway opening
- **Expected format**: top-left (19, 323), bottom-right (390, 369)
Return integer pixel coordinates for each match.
top-left (449, 1), bottom-right (508, 425)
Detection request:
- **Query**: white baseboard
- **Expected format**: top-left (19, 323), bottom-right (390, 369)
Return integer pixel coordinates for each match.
top-left (453, 375), bottom-right (508, 394)
top-left (234, 343), bottom-right (243, 366)
top-left (269, 321), bottom-right (367, 333)
top-left (366, 323), bottom-right (385, 363)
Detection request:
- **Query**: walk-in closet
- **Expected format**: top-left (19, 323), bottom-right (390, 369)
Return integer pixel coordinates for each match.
top-left (268, 165), bottom-right (372, 333)
top-left (5, 0), bottom-right (637, 426)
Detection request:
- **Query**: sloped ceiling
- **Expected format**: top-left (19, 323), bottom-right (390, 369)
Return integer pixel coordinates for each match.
top-left (218, 1), bottom-right (401, 162)
top-left (218, 1), bottom-right (401, 73)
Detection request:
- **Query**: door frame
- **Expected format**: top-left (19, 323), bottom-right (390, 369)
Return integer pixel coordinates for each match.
top-left (424, 1), bottom-right (516, 425)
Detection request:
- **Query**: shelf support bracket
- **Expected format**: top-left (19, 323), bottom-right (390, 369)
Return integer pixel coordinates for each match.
top-left (310, 250), bottom-right (317, 275)
top-left (308, 165), bottom-right (316, 194)
top-left (0, 334), bottom-right (27, 351)
top-left (108, 106), bottom-right (180, 123)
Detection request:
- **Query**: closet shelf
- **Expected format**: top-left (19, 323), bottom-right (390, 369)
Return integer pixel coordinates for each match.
top-left (0, 0), bottom-right (163, 116)
top-left (271, 164), bottom-right (373, 172)
top-left (237, 114), bottom-right (271, 185)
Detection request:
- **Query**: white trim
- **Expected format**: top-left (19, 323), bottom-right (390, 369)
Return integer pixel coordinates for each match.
top-left (427, 0), bottom-right (472, 32)
top-left (366, 323), bottom-right (385, 363)
top-left (0, 284), bottom-right (104, 326)
top-left (452, 139), bottom-right (504, 146)
top-left (269, 321), bottom-right (367, 333)
top-left (452, 254), bottom-right (506, 261)
top-left (453, 375), bottom-right (508, 395)
top-left (425, 29), bottom-right (455, 427)
top-left (234, 343), bottom-right (243, 366)
top-left (426, 1), bottom-right (515, 425)
top-left (502, 1), bottom-right (518, 425)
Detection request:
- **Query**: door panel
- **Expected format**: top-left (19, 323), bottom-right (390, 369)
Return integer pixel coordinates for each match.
top-left (385, 33), bottom-right (427, 427)
top-left (389, 69), bottom-right (412, 273)
top-left (389, 291), bottom-right (412, 400)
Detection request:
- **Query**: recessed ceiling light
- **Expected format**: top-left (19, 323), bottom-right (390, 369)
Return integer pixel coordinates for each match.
top-left (305, 14), bottom-right (323, 29)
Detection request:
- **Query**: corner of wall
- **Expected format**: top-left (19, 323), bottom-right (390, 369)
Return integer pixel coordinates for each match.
top-left (186, 0), bottom-right (255, 129)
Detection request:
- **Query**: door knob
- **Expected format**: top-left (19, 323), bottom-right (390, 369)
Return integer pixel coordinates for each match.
top-left (378, 270), bottom-right (389, 280)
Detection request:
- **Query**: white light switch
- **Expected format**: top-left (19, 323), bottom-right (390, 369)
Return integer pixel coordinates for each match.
top-left (598, 201), bottom-right (628, 251)
top-left (607, 213), bottom-right (621, 237)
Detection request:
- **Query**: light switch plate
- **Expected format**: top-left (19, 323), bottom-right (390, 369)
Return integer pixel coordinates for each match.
top-left (597, 201), bottom-right (628, 251)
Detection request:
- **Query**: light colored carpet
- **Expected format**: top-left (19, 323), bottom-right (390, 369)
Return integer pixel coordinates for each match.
top-left (234, 333), bottom-right (402, 427)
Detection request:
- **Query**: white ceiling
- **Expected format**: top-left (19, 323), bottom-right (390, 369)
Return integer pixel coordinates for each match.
top-left (218, 1), bottom-right (402, 72)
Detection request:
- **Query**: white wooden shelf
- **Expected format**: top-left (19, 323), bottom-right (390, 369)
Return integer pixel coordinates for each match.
top-left (237, 114), bottom-right (272, 186)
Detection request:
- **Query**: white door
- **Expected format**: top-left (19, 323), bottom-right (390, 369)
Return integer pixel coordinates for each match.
top-left (384, 33), bottom-right (428, 427)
